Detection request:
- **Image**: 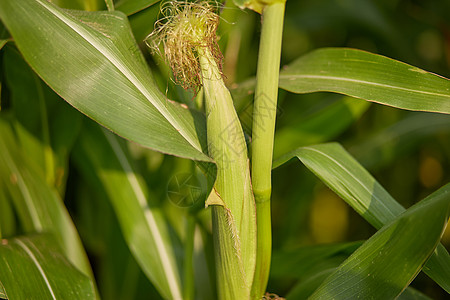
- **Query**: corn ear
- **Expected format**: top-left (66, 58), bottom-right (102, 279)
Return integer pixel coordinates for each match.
top-left (200, 47), bottom-right (257, 300)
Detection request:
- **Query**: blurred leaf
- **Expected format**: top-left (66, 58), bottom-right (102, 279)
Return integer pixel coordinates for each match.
top-left (398, 288), bottom-right (434, 300)
top-left (287, 268), bottom-right (336, 300)
top-left (0, 0), bottom-right (211, 162)
top-left (288, 268), bottom-right (432, 300)
top-left (4, 46), bottom-right (82, 192)
top-left (280, 48), bottom-right (450, 114)
top-left (72, 120), bottom-right (182, 300)
top-left (309, 183), bottom-right (450, 299)
top-left (115, 0), bottom-right (160, 16)
top-left (0, 185), bottom-right (15, 239)
top-left (349, 112), bottom-right (450, 170)
top-left (274, 96), bottom-right (370, 157)
top-left (0, 234), bottom-right (96, 299)
top-left (104, 0), bottom-right (114, 11)
top-left (270, 241), bottom-right (362, 280)
top-left (0, 40), bottom-right (6, 50)
top-left (51, 0), bottom-right (105, 10)
top-left (128, 3), bottom-right (160, 44)
top-left (274, 143), bottom-right (450, 293)
top-left (0, 118), bottom-right (94, 280)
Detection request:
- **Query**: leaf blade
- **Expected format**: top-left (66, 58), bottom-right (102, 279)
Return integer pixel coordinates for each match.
top-left (309, 183), bottom-right (450, 299)
top-left (72, 121), bottom-right (183, 300)
top-left (0, 118), bottom-right (93, 281)
top-left (0, 234), bottom-right (96, 300)
top-left (274, 143), bottom-right (450, 293)
top-left (0, 0), bottom-right (210, 162)
top-left (280, 48), bottom-right (450, 114)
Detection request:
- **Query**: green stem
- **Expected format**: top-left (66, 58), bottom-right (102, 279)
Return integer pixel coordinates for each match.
top-left (251, 2), bottom-right (285, 299)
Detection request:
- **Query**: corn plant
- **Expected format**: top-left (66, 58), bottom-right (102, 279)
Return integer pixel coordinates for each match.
top-left (0, 0), bottom-right (449, 299)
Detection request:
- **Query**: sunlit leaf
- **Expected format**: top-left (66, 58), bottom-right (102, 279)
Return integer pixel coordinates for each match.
top-left (0, 0), bottom-right (210, 162)
top-left (0, 234), bottom-right (96, 300)
top-left (280, 48), bottom-right (450, 114)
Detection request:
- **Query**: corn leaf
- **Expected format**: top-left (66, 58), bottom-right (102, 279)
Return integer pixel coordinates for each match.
top-left (280, 48), bottom-right (450, 114)
top-left (274, 142), bottom-right (450, 293)
top-left (0, 234), bottom-right (96, 300)
top-left (72, 120), bottom-right (182, 300)
top-left (0, 118), bottom-right (94, 281)
top-left (0, 0), bottom-right (210, 162)
top-left (309, 183), bottom-right (450, 299)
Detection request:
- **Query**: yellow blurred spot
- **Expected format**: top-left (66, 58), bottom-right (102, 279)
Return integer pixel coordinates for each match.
top-left (419, 155), bottom-right (443, 188)
top-left (310, 188), bottom-right (349, 243)
top-left (416, 30), bottom-right (443, 62)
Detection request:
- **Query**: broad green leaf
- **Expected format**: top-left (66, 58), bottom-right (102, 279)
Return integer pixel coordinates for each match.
top-left (274, 143), bottom-right (450, 293)
top-left (115, 0), bottom-right (160, 16)
top-left (0, 0), bottom-right (211, 162)
top-left (274, 96), bottom-right (370, 157)
top-left (0, 234), bottom-right (96, 299)
top-left (279, 48), bottom-right (450, 114)
top-left (309, 183), bottom-right (450, 299)
top-left (0, 118), bottom-right (94, 280)
top-left (72, 120), bottom-right (182, 300)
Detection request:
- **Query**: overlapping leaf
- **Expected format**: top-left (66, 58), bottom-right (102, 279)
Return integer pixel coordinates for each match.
top-left (309, 183), bottom-right (450, 299)
top-left (0, 234), bottom-right (96, 300)
top-left (72, 120), bottom-right (182, 300)
top-left (0, 0), bottom-right (210, 162)
top-left (274, 143), bottom-right (450, 293)
top-left (0, 118), bottom-right (93, 279)
top-left (279, 48), bottom-right (450, 114)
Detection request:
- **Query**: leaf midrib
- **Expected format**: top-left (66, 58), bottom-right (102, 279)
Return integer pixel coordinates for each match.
top-left (35, 0), bottom-right (204, 155)
top-left (279, 74), bottom-right (450, 99)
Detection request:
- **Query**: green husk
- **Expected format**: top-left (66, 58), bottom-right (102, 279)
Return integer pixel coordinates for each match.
top-left (148, 1), bottom-right (257, 299)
